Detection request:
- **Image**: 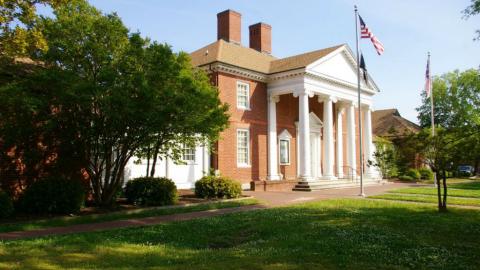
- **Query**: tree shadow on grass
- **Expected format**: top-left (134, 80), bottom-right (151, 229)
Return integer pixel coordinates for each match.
top-left (1, 199), bottom-right (480, 269)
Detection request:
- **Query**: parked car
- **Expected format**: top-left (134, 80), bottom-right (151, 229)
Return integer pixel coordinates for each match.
top-left (458, 165), bottom-right (475, 177)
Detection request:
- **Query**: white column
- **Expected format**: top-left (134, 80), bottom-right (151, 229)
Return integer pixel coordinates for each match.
top-left (320, 96), bottom-right (336, 180)
top-left (202, 145), bottom-right (210, 176)
top-left (297, 90), bottom-right (313, 181)
top-left (267, 95), bottom-right (281, 180)
top-left (363, 106), bottom-right (374, 177)
top-left (336, 104), bottom-right (344, 179)
top-left (346, 102), bottom-right (357, 176)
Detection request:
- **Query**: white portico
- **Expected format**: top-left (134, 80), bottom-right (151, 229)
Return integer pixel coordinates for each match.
top-left (266, 45), bottom-right (380, 187)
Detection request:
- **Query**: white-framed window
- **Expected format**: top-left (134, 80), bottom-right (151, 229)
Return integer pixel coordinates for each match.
top-left (236, 81), bottom-right (250, 109)
top-left (237, 129), bottom-right (250, 167)
top-left (182, 145), bottom-right (196, 162)
top-left (279, 139), bottom-right (290, 165)
top-left (278, 129), bottom-right (292, 165)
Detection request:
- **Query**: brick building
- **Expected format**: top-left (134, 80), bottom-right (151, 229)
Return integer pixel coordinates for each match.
top-left (126, 9), bottom-right (382, 190)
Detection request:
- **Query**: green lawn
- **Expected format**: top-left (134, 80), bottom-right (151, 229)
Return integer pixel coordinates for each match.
top-left (370, 180), bottom-right (480, 207)
top-left (370, 193), bottom-right (480, 207)
top-left (387, 187), bottom-right (480, 198)
top-left (0, 199), bottom-right (258, 233)
top-left (1, 199), bottom-right (479, 269)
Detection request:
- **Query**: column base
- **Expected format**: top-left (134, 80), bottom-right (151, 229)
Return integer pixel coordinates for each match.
top-left (298, 175), bottom-right (316, 182)
top-left (320, 175), bottom-right (337, 181)
top-left (266, 175), bottom-right (282, 181)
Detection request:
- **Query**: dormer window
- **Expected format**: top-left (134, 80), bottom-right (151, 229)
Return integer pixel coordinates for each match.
top-left (236, 81), bottom-right (250, 109)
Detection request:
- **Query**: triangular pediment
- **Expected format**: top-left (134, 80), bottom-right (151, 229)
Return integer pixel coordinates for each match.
top-left (306, 46), bottom-right (376, 91)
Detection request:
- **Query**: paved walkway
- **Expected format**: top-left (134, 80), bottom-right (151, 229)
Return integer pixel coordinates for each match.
top-left (0, 182), bottom-right (414, 241)
top-left (245, 182), bottom-right (418, 206)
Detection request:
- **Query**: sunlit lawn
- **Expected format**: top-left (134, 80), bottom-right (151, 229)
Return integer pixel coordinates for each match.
top-left (371, 180), bottom-right (480, 207)
top-left (0, 199), bottom-right (258, 233)
top-left (1, 199), bottom-right (479, 269)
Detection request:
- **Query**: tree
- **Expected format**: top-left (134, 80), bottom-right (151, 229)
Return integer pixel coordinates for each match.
top-left (463, 0), bottom-right (480, 40)
top-left (0, 0), bottom-right (66, 57)
top-left (0, 0), bottom-right (229, 206)
top-left (370, 137), bottom-right (398, 179)
top-left (416, 69), bottom-right (480, 174)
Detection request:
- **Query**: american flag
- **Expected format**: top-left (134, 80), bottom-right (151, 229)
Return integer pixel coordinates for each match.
top-left (359, 15), bottom-right (384, 55)
top-left (425, 56), bottom-right (431, 98)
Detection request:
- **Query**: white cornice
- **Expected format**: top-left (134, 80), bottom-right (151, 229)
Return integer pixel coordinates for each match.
top-left (200, 62), bottom-right (268, 82)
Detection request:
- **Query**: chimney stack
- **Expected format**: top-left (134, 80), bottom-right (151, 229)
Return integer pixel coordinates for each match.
top-left (217, 9), bottom-right (241, 44)
top-left (249, 22), bottom-right (271, 54)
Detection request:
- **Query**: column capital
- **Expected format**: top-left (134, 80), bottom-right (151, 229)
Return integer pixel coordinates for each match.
top-left (293, 89), bottom-right (314, 98)
top-left (317, 95), bottom-right (338, 103)
top-left (360, 103), bottom-right (373, 111)
top-left (269, 95), bottom-right (280, 103)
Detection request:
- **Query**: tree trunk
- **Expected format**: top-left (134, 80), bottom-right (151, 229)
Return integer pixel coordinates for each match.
top-left (441, 169), bottom-right (448, 212)
top-left (436, 171), bottom-right (442, 211)
top-left (150, 142), bottom-right (161, 177)
top-left (146, 146), bottom-right (150, 176)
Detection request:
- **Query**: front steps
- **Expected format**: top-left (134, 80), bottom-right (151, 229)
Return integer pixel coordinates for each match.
top-left (293, 178), bottom-right (384, 191)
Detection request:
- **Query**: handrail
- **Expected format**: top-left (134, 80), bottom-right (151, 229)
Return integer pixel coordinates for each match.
top-left (341, 166), bottom-right (359, 182)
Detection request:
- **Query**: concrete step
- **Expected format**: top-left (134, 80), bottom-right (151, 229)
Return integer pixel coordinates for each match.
top-left (293, 179), bottom-right (384, 192)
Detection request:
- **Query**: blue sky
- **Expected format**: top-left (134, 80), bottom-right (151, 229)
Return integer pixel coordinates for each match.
top-left (85, 1), bottom-right (480, 123)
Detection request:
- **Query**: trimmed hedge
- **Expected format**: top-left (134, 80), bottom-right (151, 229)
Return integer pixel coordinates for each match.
top-left (125, 177), bottom-right (177, 206)
top-left (195, 176), bottom-right (241, 199)
top-left (406, 169), bottom-right (421, 180)
top-left (418, 167), bottom-right (434, 180)
top-left (18, 176), bottom-right (86, 215)
top-left (398, 175), bottom-right (414, 181)
top-left (0, 191), bottom-right (14, 218)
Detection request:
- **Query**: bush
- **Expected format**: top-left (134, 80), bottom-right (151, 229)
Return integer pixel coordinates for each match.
top-left (398, 175), bottom-right (414, 181)
top-left (18, 176), bottom-right (86, 215)
top-left (195, 176), bottom-right (242, 199)
top-left (405, 168), bottom-right (421, 180)
top-left (0, 191), bottom-right (14, 218)
top-left (125, 177), bottom-right (177, 206)
top-left (418, 168), bottom-right (434, 180)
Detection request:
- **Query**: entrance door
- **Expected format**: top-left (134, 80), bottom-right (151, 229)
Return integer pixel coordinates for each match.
top-left (310, 132), bottom-right (321, 178)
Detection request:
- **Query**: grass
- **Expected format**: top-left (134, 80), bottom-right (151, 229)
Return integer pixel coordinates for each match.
top-left (370, 180), bottom-right (480, 207)
top-left (388, 187), bottom-right (480, 198)
top-left (370, 193), bottom-right (480, 207)
top-left (0, 199), bottom-right (479, 269)
top-left (0, 198), bottom-right (258, 233)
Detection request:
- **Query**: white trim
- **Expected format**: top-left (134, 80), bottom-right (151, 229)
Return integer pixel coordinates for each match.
top-left (236, 81), bottom-right (251, 110)
top-left (236, 128), bottom-right (250, 168)
top-left (279, 138), bottom-right (291, 165)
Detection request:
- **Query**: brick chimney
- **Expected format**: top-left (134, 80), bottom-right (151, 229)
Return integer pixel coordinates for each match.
top-left (217, 9), bottom-right (241, 44)
top-left (249, 22), bottom-right (271, 54)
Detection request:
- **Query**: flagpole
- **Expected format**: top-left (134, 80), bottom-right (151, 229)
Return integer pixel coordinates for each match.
top-left (428, 52), bottom-right (437, 187)
top-left (355, 5), bottom-right (365, 197)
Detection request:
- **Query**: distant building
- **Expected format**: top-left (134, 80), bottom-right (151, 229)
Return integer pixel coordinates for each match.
top-left (372, 109), bottom-right (421, 138)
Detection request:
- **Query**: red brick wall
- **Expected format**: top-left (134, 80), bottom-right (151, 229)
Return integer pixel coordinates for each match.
top-left (211, 71), bottom-right (365, 184)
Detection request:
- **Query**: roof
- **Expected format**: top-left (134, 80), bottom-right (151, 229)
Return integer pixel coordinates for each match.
top-left (190, 39), bottom-right (344, 74)
top-left (269, 45), bottom-right (343, 73)
top-left (190, 40), bottom-right (276, 73)
top-left (372, 109), bottom-right (421, 138)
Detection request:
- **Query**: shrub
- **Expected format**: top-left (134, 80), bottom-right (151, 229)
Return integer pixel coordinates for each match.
top-left (0, 191), bottom-right (14, 218)
top-left (18, 176), bottom-right (86, 215)
top-left (405, 168), bottom-right (421, 180)
top-left (418, 168), bottom-right (434, 180)
top-left (195, 176), bottom-right (242, 199)
top-left (125, 177), bottom-right (177, 206)
top-left (398, 175), bottom-right (414, 181)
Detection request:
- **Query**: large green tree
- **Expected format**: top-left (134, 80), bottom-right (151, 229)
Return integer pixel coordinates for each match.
top-left (416, 69), bottom-right (480, 172)
top-left (0, 0), bottom-right (66, 57)
top-left (0, 0), bottom-right (228, 206)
